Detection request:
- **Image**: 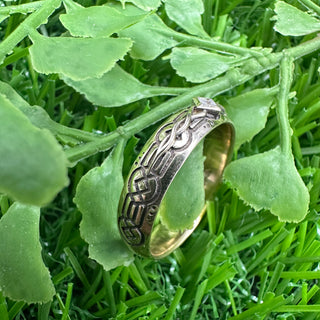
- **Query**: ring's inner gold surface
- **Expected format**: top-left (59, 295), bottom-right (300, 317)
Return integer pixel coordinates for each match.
top-left (149, 123), bottom-right (234, 258)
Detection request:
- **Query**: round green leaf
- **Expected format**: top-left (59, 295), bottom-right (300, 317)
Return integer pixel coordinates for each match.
top-left (224, 147), bottom-right (310, 222)
top-left (164, 0), bottom-right (208, 38)
top-left (62, 64), bottom-right (166, 107)
top-left (0, 203), bottom-right (55, 303)
top-left (159, 140), bottom-right (205, 231)
top-left (0, 81), bottom-right (59, 133)
top-left (170, 47), bottom-right (238, 83)
top-left (126, 0), bottom-right (161, 11)
top-left (0, 81), bottom-right (97, 146)
top-left (118, 5), bottom-right (178, 60)
top-left (74, 141), bottom-right (134, 271)
top-left (225, 88), bottom-right (276, 149)
top-left (273, 1), bottom-right (320, 36)
top-left (60, 5), bottom-right (147, 38)
top-left (0, 94), bottom-right (68, 206)
top-left (29, 33), bottom-right (132, 80)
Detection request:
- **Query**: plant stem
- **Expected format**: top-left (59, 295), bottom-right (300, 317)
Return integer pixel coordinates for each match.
top-left (0, 0), bottom-right (62, 64)
top-left (64, 66), bottom-right (270, 163)
top-left (173, 31), bottom-right (263, 57)
top-left (298, 0), bottom-right (320, 16)
top-left (0, 1), bottom-right (45, 15)
top-left (287, 35), bottom-right (320, 58)
top-left (147, 86), bottom-right (189, 95)
top-left (53, 123), bottom-right (105, 142)
top-left (65, 36), bottom-right (320, 163)
top-left (277, 54), bottom-right (294, 155)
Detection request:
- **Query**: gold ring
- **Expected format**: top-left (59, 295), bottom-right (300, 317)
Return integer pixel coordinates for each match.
top-left (118, 97), bottom-right (235, 258)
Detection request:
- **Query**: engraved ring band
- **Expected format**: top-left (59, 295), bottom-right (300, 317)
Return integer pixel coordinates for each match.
top-left (118, 97), bottom-right (235, 258)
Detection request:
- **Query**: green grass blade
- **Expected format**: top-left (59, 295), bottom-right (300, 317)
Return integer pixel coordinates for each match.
top-left (164, 286), bottom-right (185, 320)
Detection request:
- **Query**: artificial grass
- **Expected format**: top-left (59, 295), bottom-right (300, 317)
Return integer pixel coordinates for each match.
top-left (0, 0), bottom-right (320, 319)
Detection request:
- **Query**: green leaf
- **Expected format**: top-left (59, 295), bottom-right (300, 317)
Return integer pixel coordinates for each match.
top-left (169, 47), bottom-right (238, 83)
top-left (0, 203), bottom-right (55, 303)
top-left (0, 15), bottom-right (8, 24)
top-left (273, 1), bottom-right (320, 36)
top-left (118, 5), bottom-right (178, 60)
top-left (159, 140), bottom-right (205, 231)
top-left (164, 0), bottom-right (208, 38)
top-left (29, 33), bottom-right (132, 80)
top-left (0, 81), bottom-right (59, 133)
top-left (225, 88), bottom-right (276, 149)
top-left (126, 0), bottom-right (161, 11)
top-left (62, 64), bottom-right (165, 107)
top-left (60, 4), bottom-right (147, 38)
top-left (224, 147), bottom-right (310, 223)
top-left (74, 141), bottom-right (134, 271)
top-left (0, 81), bottom-right (98, 146)
top-left (0, 94), bottom-right (68, 206)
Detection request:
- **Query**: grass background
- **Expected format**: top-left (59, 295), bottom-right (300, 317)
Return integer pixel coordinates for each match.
top-left (1, 0), bottom-right (320, 319)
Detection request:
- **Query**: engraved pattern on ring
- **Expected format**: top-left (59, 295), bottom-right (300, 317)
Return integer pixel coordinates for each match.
top-left (118, 100), bottom-right (222, 247)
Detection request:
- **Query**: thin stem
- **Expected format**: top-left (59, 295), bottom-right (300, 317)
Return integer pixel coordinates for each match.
top-left (0, 0), bottom-right (62, 64)
top-left (286, 35), bottom-right (320, 59)
top-left (173, 31), bottom-right (263, 57)
top-left (277, 54), bottom-right (294, 155)
top-left (0, 1), bottom-right (45, 15)
top-left (298, 0), bottom-right (320, 16)
top-left (53, 123), bottom-right (105, 142)
top-left (147, 86), bottom-right (189, 95)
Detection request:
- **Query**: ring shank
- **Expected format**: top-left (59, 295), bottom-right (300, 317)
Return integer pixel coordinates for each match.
top-left (204, 122), bottom-right (234, 198)
top-left (118, 98), bottom-right (235, 259)
top-left (149, 122), bottom-right (234, 258)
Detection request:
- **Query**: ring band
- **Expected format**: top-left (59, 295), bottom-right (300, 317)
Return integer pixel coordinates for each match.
top-left (118, 97), bottom-right (235, 258)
